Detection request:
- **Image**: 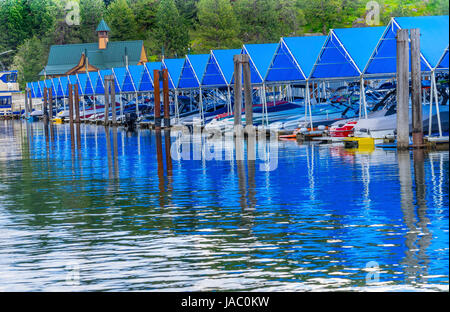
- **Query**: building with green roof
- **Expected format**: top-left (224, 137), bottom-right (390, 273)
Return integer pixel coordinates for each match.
top-left (40, 19), bottom-right (147, 77)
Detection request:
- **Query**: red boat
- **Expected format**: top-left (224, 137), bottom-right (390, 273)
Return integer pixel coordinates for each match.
top-left (329, 121), bottom-right (357, 137)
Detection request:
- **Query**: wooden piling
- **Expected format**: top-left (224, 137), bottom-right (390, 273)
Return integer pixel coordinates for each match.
top-left (28, 89), bottom-right (33, 116)
top-left (162, 68), bottom-right (170, 128)
top-left (48, 87), bottom-right (53, 120)
top-left (43, 87), bottom-right (49, 122)
top-left (242, 54), bottom-right (253, 127)
top-left (154, 69), bottom-right (161, 130)
top-left (396, 29), bottom-right (410, 150)
top-left (68, 84), bottom-right (74, 124)
top-left (233, 55), bottom-right (243, 126)
top-left (110, 76), bottom-right (116, 125)
top-left (24, 87), bottom-right (30, 118)
top-left (74, 83), bottom-right (80, 123)
top-left (104, 79), bottom-right (110, 125)
top-left (411, 28), bottom-right (423, 147)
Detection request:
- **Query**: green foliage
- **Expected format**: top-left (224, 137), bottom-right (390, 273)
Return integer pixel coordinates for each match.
top-left (175, 0), bottom-right (199, 26)
top-left (12, 36), bottom-right (48, 88)
top-left (233, 0), bottom-right (280, 43)
top-left (105, 0), bottom-right (139, 41)
top-left (195, 0), bottom-right (241, 52)
top-left (154, 0), bottom-right (190, 57)
top-left (0, 0), bottom-right (57, 67)
top-left (130, 0), bottom-right (158, 39)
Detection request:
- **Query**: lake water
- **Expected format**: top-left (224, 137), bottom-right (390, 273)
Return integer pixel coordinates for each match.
top-left (0, 120), bottom-right (448, 291)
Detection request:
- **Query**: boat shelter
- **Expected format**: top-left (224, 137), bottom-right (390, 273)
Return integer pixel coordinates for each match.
top-left (364, 15), bottom-right (449, 76)
top-left (162, 58), bottom-right (185, 90)
top-left (265, 36), bottom-right (326, 83)
top-left (178, 54), bottom-right (209, 89)
top-left (201, 49), bottom-right (241, 87)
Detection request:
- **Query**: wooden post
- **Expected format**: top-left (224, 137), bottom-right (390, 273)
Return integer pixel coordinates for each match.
top-left (48, 87), bottom-right (53, 120)
top-left (43, 87), bottom-right (49, 122)
top-left (68, 84), bottom-right (74, 124)
top-left (24, 88), bottom-right (30, 118)
top-left (153, 69), bottom-right (161, 129)
top-left (104, 79), bottom-right (110, 125)
top-left (74, 83), bottom-right (80, 123)
top-left (396, 29), bottom-right (410, 150)
top-left (28, 89), bottom-right (33, 116)
top-left (411, 28), bottom-right (423, 147)
top-left (110, 76), bottom-right (116, 125)
top-left (162, 68), bottom-right (170, 128)
top-left (242, 54), bottom-right (253, 127)
top-left (233, 55), bottom-right (243, 126)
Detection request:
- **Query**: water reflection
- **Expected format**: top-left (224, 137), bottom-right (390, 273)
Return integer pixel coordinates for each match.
top-left (0, 121), bottom-right (448, 291)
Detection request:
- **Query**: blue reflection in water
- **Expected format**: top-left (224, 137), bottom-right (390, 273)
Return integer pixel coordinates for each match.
top-left (0, 120), bottom-right (448, 291)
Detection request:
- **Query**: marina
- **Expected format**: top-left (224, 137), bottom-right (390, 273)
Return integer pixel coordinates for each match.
top-left (0, 5), bottom-right (449, 293)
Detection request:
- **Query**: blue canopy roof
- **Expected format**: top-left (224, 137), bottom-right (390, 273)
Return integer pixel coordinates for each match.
top-left (437, 47), bottom-right (449, 69)
top-left (33, 81), bottom-right (42, 98)
top-left (26, 82), bottom-right (35, 98)
top-left (51, 78), bottom-right (60, 96)
top-left (141, 62), bottom-right (162, 91)
top-left (266, 36), bottom-right (326, 82)
top-left (111, 68), bottom-right (124, 93)
top-left (178, 54), bottom-right (209, 89)
top-left (365, 15), bottom-right (449, 75)
top-left (97, 69), bottom-right (120, 94)
top-left (162, 58), bottom-right (185, 89)
top-left (44, 79), bottom-right (56, 96)
top-left (67, 75), bottom-right (82, 94)
top-left (202, 49), bottom-right (241, 87)
top-left (120, 65), bottom-right (142, 92)
top-left (96, 70), bottom-right (109, 94)
top-left (59, 76), bottom-right (69, 97)
top-left (53, 77), bottom-right (63, 97)
top-left (310, 27), bottom-right (384, 79)
top-left (38, 81), bottom-right (46, 97)
top-left (242, 43), bottom-right (278, 84)
top-left (127, 65), bottom-right (144, 92)
top-left (86, 71), bottom-right (99, 95)
top-left (77, 73), bottom-right (89, 95)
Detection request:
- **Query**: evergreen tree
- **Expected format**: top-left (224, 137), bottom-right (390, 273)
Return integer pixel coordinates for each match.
top-left (0, 0), bottom-right (57, 68)
top-left (130, 0), bottom-right (159, 39)
top-left (154, 0), bottom-right (190, 57)
top-left (105, 0), bottom-right (139, 41)
top-left (12, 37), bottom-right (48, 88)
top-left (299, 0), bottom-right (343, 34)
top-left (233, 0), bottom-right (280, 43)
top-left (175, 0), bottom-right (199, 26)
top-left (196, 0), bottom-right (241, 52)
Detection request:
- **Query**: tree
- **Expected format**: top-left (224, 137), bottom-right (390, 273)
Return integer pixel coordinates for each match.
top-left (0, 0), bottom-right (57, 68)
top-left (299, 0), bottom-right (346, 34)
top-left (12, 37), bottom-right (48, 89)
top-left (175, 0), bottom-right (199, 26)
top-left (154, 0), bottom-right (190, 57)
top-left (195, 0), bottom-right (241, 52)
top-left (233, 0), bottom-right (280, 43)
top-left (105, 0), bottom-right (139, 41)
top-left (130, 0), bottom-right (159, 40)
